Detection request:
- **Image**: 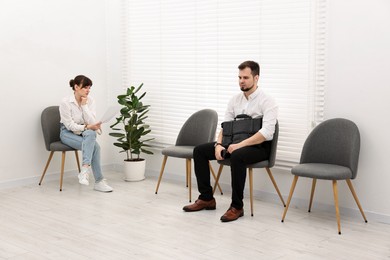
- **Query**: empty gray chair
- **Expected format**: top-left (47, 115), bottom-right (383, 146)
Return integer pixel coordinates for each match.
top-left (155, 109), bottom-right (222, 202)
top-left (212, 121), bottom-right (285, 216)
top-left (281, 118), bottom-right (367, 234)
top-left (39, 106), bottom-right (81, 191)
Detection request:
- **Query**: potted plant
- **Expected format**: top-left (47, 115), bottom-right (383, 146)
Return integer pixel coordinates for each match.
top-left (109, 83), bottom-right (154, 181)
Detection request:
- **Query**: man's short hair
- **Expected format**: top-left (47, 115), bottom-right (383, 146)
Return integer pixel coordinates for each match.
top-left (238, 61), bottom-right (260, 77)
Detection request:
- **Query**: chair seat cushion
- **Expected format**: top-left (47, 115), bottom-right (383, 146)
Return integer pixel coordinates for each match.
top-left (291, 163), bottom-right (353, 180)
top-left (162, 146), bottom-right (195, 158)
top-left (50, 141), bottom-right (77, 151)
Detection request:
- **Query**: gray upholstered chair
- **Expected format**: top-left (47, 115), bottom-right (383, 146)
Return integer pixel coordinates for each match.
top-left (155, 109), bottom-right (222, 202)
top-left (212, 121), bottom-right (285, 216)
top-left (39, 106), bottom-right (81, 191)
top-left (281, 118), bottom-right (367, 234)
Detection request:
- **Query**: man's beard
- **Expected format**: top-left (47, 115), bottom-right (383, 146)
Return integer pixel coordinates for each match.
top-left (240, 84), bottom-right (255, 92)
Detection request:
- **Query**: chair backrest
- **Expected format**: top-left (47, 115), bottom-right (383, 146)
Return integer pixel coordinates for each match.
top-left (176, 109), bottom-right (218, 146)
top-left (41, 106), bottom-right (61, 151)
top-left (300, 118), bottom-right (360, 179)
top-left (268, 121), bottom-right (279, 168)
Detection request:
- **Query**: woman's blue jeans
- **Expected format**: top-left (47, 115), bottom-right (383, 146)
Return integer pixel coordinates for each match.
top-left (60, 125), bottom-right (104, 182)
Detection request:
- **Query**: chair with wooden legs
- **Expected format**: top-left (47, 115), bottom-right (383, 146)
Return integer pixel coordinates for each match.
top-left (155, 109), bottom-right (223, 202)
top-left (39, 106), bottom-right (81, 191)
top-left (213, 121), bottom-right (285, 216)
top-left (281, 118), bottom-right (367, 234)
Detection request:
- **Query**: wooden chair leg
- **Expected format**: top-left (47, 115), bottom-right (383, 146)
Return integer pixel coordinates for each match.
top-left (265, 168), bottom-right (286, 207)
top-left (332, 180), bottom-right (341, 235)
top-left (39, 151), bottom-right (55, 185)
top-left (59, 151), bottom-right (66, 191)
top-left (212, 165), bottom-right (224, 195)
top-left (282, 175), bottom-right (299, 222)
top-left (186, 159), bottom-right (192, 202)
top-left (346, 179), bottom-right (368, 223)
top-left (249, 168), bottom-right (254, 216)
top-left (308, 178), bottom-right (317, 212)
top-left (155, 155), bottom-right (168, 194)
top-left (185, 160), bottom-right (188, 188)
top-left (209, 162), bottom-right (223, 195)
top-left (75, 150), bottom-right (81, 172)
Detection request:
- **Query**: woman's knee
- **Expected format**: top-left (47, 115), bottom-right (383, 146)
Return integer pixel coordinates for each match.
top-left (83, 129), bottom-right (97, 139)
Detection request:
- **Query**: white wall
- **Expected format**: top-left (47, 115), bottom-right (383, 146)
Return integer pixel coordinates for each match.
top-left (325, 0), bottom-right (390, 219)
top-left (0, 0), bottom-right (117, 185)
top-left (1, 0), bottom-right (390, 222)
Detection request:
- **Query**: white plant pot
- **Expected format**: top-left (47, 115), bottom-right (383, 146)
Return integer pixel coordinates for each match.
top-left (123, 159), bottom-right (146, 181)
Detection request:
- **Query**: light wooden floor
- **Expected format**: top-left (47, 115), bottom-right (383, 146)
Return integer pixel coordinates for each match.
top-left (0, 171), bottom-right (389, 260)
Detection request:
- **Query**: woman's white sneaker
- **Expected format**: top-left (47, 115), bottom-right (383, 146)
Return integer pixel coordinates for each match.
top-left (78, 168), bottom-right (89, 185)
top-left (94, 179), bottom-right (113, 192)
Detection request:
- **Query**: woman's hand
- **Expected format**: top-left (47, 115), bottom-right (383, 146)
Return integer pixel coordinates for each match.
top-left (80, 96), bottom-right (88, 106)
top-left (87, 122), bottom-right (102, 131)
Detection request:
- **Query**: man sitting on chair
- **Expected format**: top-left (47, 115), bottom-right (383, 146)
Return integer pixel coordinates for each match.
top-left (182, 60), bottom-right (278, 222)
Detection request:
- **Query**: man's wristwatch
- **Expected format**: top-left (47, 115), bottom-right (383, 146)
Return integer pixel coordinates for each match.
top-left (84, 124), bottom-right (88, 131)
top-left (214, 142), bottom-right (222, 148)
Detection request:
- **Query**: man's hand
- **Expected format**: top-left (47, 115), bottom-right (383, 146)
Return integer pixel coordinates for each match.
top-left (227, 143), bottom-right (243, 154)
top-left (215, 144), bottom-right (225, 160)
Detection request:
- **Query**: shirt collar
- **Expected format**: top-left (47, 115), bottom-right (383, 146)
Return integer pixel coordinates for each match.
top-left (243, 87), bottom-right (261, 100)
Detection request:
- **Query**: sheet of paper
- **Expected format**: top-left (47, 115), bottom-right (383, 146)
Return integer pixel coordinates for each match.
top-left (100, 106), bottom-right (119, 123)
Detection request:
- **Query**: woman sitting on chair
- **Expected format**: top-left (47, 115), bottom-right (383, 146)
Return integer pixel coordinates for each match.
top-left (59, 75), bottom-right (113, 192)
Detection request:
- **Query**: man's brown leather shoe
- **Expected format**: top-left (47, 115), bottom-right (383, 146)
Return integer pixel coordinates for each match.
top-left (220, 207), bottom-right (244, 222)
top-left (183, 198), bottom-right (216, 212)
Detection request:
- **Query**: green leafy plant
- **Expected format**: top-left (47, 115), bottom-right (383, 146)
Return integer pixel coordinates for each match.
top-left (109, 83), bottom-right (154, 161)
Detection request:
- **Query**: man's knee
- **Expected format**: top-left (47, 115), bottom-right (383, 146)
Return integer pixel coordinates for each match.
top-left (194, 143), bottom-right (216, 162)
top-left (229, 149), bottom-right (246, 163)
top-left (194, 143), bottom-right (209, 156)
top-left (193, 145), bottom-right (201, 156)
